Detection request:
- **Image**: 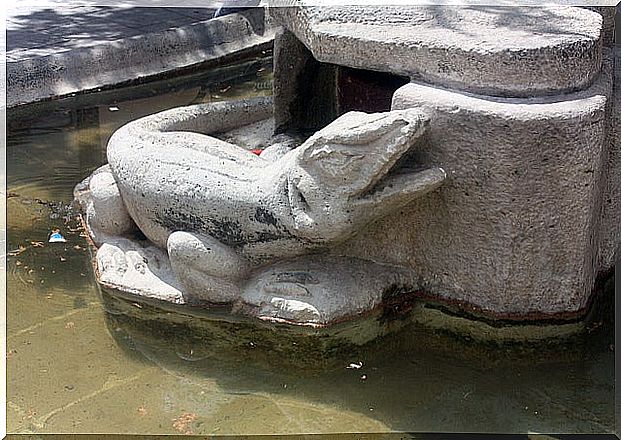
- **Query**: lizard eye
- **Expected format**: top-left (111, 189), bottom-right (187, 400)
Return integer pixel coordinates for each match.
top-left (305, 145), bottom-right (366, 180)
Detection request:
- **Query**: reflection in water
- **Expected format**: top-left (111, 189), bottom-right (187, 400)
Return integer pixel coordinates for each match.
top-left (5, 49), bottom-right (615, 436)
top-left (101, 281), bottom-right (615, 434)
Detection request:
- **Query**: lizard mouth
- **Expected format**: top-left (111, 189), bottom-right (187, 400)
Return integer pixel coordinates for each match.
top-left (355, 124), bottom-right (429, 199)
top-left (358, 140), bottom-right (431, 198)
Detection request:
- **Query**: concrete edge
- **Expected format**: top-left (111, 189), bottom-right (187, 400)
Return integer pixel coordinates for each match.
top-left (6, 9), bottom-right (276, 108)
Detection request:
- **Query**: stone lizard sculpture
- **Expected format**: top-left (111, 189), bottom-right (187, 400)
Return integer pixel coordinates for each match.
top-left (102, 98), bottom-right (446, 303)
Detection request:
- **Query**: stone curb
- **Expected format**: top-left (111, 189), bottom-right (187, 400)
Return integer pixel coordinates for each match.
top-left (6, 8), bottom-right (276, 108)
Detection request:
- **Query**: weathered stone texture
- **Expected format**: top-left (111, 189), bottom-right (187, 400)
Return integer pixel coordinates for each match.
top-left (268, 4), bottom-right (618, 319)
top-left (333, 63), bottom-right (612, 318)
top-left (585, 6), bottom-right (616, 47)
top-left (270, 5), bottom-right (603, 97)
top-left (597, 47), bottom-right (621, 271)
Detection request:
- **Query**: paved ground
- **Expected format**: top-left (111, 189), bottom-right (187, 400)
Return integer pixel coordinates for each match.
top-left (6, 4), bottom-right (217, 62)
top-left (5, 3), bottom-right (273, 107)
top-left (7, 3), bottom-right (615, 63)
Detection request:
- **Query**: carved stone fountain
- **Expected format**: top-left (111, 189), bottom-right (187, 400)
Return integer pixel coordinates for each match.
top-left (76, 4), bottom-right (619, 340)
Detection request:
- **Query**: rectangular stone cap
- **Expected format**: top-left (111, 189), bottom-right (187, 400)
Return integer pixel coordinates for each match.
top-left (269, 4), bottom-right (603, 97)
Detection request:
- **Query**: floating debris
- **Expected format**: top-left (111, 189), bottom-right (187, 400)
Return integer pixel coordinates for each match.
top-left (7, 246), bottom-right (27, 256)
top-left (23, 408), bottom-right (37, 420)
top-left (49, 230), bottom-right (66, 243)
top-left (30, 241), bottom-right (44, 248)
top-left (346, 361), bottom-right (363, 370)
top-left (172, 412), bottom-right (196, 435)
top-left (109, 106), bottom-right (120, 112)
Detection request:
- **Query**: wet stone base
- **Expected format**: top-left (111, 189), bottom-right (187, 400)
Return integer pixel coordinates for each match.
top-left (97, 268), bottom-right (614, 373)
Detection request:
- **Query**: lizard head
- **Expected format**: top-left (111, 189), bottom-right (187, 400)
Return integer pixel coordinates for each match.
top-left (284, 108), bottom-right (440, 242)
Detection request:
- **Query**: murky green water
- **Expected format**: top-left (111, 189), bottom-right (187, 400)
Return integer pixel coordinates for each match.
top-left (5, 51), bottom-right (616, 437)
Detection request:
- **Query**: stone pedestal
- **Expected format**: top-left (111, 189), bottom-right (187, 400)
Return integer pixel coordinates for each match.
top-left (77, 5), bottom-right (619, 339)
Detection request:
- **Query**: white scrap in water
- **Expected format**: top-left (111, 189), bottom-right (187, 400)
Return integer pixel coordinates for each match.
top-left (346, 361), bottom-right (363, 370)
top-left (109, 106), bottom-right (119, 112)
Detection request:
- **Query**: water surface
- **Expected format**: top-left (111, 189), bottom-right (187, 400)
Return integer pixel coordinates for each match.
top-left (5, 52), bottom-right (615, 436)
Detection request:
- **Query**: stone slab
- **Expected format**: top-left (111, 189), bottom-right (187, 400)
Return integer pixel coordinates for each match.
top-left (84, 230), bottom-right (591, 343)
top-left (86, 232), bottom-right (420, 327)
top-left (269, 4), bottom-right (603, 97)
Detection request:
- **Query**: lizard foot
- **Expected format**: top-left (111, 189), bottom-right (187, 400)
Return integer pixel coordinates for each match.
top-left (167, 231), bottom-right (248, 304)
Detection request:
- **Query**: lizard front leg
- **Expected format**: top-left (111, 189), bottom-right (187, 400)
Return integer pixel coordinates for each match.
top-left (167, 231), bottom-right (249, 304)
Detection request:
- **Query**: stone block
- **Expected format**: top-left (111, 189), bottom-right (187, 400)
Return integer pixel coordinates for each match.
top-left (335, 60), bottom-right (614, 318)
